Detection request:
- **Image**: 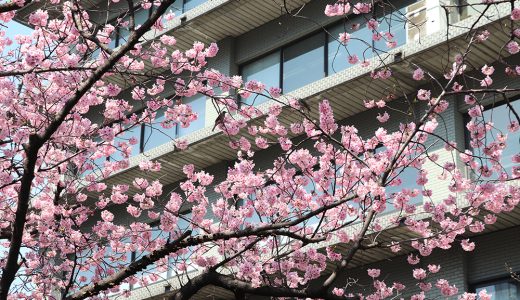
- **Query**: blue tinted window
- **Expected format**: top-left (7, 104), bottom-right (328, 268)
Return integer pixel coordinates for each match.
top-left (83, 155), bottom-right (108, 175)
top-left (143, 109), bottom-right (177, 152)
top-left (167, 1), bottom-right (183, 13)
top-left (479, 100), bottom-right (520, 175)
top-left (475, 279), bottom-right (519, 300)
top-left (373, 8), bottom-right (407, 54)
top-left (283, 34), bottom-right (325, 92)
top-left (385, 167), bottom-right (423, 209)
top-left (184, 0), bottom-right (206, 12)
top-left (111, 123), bottom-right (141, 161)
top-left (118, 9), bottom-right (148, 46)
top-left (177, 95), bottom-right (206, 137)
top-left (375, 147), bottom-right (423, 212)
top-left (241, 51), bottom-right (280, 106)
top-left (328, 23), bottom-right (373, 74)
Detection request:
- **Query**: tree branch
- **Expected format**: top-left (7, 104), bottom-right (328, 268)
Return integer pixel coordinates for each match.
top-left (166, 272), bottom-right (354, 300)
top-left (0, 0), bottom-right (32, 13)
top-left (0, 0), bottom-right (180, 297)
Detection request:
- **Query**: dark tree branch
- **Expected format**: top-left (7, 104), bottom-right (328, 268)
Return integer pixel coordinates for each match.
top-left (0, 0), bottom-right (180, 297)
top-left (166, 271), bottom-right (355, 300)
top-left (0, 0), bottom-right (32, 13)
top-left (66, 230), bottom-right (192, 300)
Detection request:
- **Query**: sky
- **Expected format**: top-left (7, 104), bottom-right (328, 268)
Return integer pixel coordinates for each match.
top-left (4, 18), bottom-right (32, 52)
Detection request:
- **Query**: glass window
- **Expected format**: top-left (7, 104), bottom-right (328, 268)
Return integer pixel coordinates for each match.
top-left (118, 9), bottom-right (149, 47)
top-left (111, 123), bottom-right (141, 161)
top-left (177, 94), bottom-right (206, 137)
top-left (375, 147), bottom-right (423, 213)
top-left (283, 33), bottom-right (325, 92)
top-left (167, 1), bottom-right (183, 14)
top-left (241, 51), bottom-right (280, 106)
top-left (328, 22), bottom-right (373, 74)
top-left (476, 100), bottom-right (520, 176)
top-left (80, 137), bottom-right (108, 175)
top-left (457, 0), bottom-right (483, 21)
top-left (374, 8), bottom-right (407, 55)
top-left (108, 31), bottom-right (117, 49)
top-left (474, 279), bottom-right (519, 300)
top-left (83, 155), bottom-right (108, 176)
top-left (183, 0), bottom-right (206, 12)
top-left (143, 109), bottom-right (177, 152)
top-left (385, 166), bottom-right (423, 210)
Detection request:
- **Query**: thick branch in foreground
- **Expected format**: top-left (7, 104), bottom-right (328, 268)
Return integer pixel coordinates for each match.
top-left (66, 226), bottom-right (325, 300)
top-left (0, 0), bottom-right (32, 13)
top-left (167, 272), bottom-right (352, 300)
top-left (66, 230), bottom-right (192, 300)
top-left (0, 136), bottom-right (41, 300)
top-left (0, 1), bottom-right (180, 298)
top-left (66, 190), bottom-right (353, 298)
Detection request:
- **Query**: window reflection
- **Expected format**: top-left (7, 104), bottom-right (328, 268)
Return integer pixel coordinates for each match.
top-left (177, 94), bottom-right (206, 137)
top-left (167, 0), bottom-right (206, 13)
top-left (241, 5), bottom-right (412, 101)
top-left (111, 123), bottom-right (141, 162)
top-left (283, 33), bottom-right (325, 92)
top-left (373, 8), bottom-right (407, 55)
top-left (474, 279), bottom-right (519, 300)
top-left (117, 9), bottom-right (149, 47)
top-left (328, 23), bottom-right (373, 75)
top-left (375, 147), bottom-right (423, 213)
top-left (143, 109), bottom-right (177, 152)
top-left (183, 0), bottom-right (206, 12)
top-left (406, 0), bottom-right (427, 42)
top-left (475, 100), bottom-right (520, 176)
top-left (129, 95), bottom-right (207, 155)
top-left (241, 51), bottom-right (280, 106)
top-left (384, 166), bottom-right (423, 211)
top-left (167, 0), bottom-right (184, 13)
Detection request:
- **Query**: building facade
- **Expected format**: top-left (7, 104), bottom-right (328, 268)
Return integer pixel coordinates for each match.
top-left (14, 0), bottom-right (520, 299)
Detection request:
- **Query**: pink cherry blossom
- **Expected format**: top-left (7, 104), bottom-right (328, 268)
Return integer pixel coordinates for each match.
top-left (367, 268), bottom-right (381, 278)
top-left (0, 2), bottom-right (518, 299)
top-left (413, 68), bottom-right (425, 80)
top-left (412, 268), bottom-right (427, 280)
top-left (507, 41), bottom-right (519, 54)
top-left (376, 111), bottom-right (390, 123)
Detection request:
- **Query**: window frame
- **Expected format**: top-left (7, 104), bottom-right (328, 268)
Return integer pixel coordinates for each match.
top-left (463, 97), bottom-right (520, 178)
top-left (105, 7), bottom-right (153, 49)
top-left (469, 275), bottom-right (520, 297)
top-left (238, 4), bottom-right (411, 105)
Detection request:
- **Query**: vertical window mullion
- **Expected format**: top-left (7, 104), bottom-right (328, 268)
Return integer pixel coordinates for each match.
top-left (323, 32), bottom-right (328, 77)
top-left (279, 49), bottom-right (284, 93)
top-left (175, 113), bottom-right (180, 138)
top-left (237, 65), bottom-right (243, 109)
top-left (115, 28), bottom-right (119, 48)
top-left (139, 123), bottom-right (145, 153)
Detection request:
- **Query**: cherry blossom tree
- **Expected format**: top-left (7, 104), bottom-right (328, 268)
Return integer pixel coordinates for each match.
top-left (0, 0), bottom-right (519, 299)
